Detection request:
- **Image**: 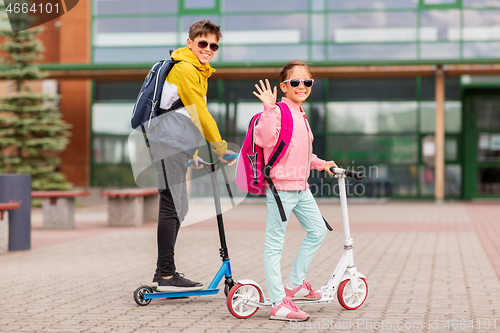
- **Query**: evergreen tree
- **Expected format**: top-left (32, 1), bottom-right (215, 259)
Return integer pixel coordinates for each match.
top-left (0, 5), bottom-right (72, 190)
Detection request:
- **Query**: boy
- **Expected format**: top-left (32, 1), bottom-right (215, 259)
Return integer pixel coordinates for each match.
top-left (151, 20), bottom-right (235, 292)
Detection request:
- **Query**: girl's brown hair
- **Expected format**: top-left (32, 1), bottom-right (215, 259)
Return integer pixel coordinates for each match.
top-left (188, 20), bottom-right (222, 41)
top-left (278, 60), bottom-right (312, 83)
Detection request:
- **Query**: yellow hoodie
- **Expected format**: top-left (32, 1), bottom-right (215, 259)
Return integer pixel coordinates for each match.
top-left (159, 46), bottom-right (227, 155)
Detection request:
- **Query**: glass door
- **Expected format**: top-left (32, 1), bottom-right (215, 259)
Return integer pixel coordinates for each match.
top-left (463, 89), bottom-right (500, 198)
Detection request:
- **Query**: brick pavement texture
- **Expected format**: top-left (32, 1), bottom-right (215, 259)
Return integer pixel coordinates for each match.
top-left (0, 201), bottom-right (499, 333)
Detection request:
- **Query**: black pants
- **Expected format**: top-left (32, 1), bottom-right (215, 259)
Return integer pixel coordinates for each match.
top-left (155, 154), bottom-right (189, 277)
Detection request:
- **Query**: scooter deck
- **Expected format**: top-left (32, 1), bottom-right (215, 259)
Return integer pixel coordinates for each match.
top-left (143, 287), bottom-right (220, 299)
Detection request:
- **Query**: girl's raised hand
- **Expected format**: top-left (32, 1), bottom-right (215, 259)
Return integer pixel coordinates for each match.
top-left (253, 79), bottom-right (277, 106)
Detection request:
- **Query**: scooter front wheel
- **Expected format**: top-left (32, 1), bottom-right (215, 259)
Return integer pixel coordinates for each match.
top-left (227, 283), bottom-right (262, 319)
top-left (134, 285), bottom-right (153, 306)
top-left (337, 278), bottom-right (368, 310)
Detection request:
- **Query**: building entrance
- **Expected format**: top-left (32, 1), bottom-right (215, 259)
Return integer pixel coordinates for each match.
top-left (464, 89), bottom-right (500, 199)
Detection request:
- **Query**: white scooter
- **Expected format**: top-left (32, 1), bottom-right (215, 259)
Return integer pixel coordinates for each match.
top-left (226, 167), bottom-right (368, 318)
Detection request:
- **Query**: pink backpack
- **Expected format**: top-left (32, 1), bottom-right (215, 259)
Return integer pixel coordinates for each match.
top-left (235, 102), bottom-right (293, 221)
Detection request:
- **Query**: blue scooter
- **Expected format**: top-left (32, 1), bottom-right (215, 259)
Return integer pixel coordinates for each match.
top-left (133, 153), bottom-right (240, 306)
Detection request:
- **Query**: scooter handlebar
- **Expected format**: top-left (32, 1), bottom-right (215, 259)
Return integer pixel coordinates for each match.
top-left (223, 153), bottom-right (239, 161)
top-left (330, 167), bottom-right (364, 180)
top-left (187, 153), bottom-right (239, 168)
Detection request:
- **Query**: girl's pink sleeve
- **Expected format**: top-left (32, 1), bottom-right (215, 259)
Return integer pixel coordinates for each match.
top-left (254, 104), bottom-right (281, 148)
top-left (311, 154), bottom-right (326, 171)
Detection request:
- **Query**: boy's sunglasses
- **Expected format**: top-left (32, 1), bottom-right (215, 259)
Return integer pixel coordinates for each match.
top-left (282, 79), bottom-right (314, 88)
top-left (197, 40), bottom-right (219, 52)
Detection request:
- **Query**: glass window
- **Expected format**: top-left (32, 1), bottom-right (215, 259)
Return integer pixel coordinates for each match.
top-left (329, 78), bottom-right (417, 101)
top-left (328, 44), bottom-right (417, 61)
top-left (94, 17), bottom-right (177, 34)
top-left (92, 103), bottom-right (135, 135)
top-left (223, 14), bottom-right (308, 43)
top-left (311, 44), bottom-right (325, 61)
top-left (463, 0), bottom-right (500, 7)
top-left (462, 10), bottom-right (500, 41)
top-left (235, 103), bottom-right (262, 132)
top-left (329, 12), bottom-right (417, 42)
top-left (328, 135), bottom-right (418, 164)
top-left (421, 135), bottom-right (459, 162)
top-left (329, 0), bottom-right (417, 10)
top-left (421, 77), bottom-right (461, 100)
top-left (94, 47), bottom-right (177, 64)
top-left (182, 15), bottom-right (219, 31)
top-left (423, 0), bottom-right (457, 4)
top-left (419, 101), bottom-right (462, 133)
top-left (311, 0), bottom-right (325, 11)
top-left (464, 42), bottom-right (500, 58)
top-left (95, 81), bottom-right (143, 102)
top-left (93, 137), bottom-right (127, 164)
top-left (184, 0), bottom-right (216, 9)
top-left (222, 79), bottom-right (283, 102)
top-left (477, 167), bottom-right (500, 195)
top-left (92, 165), bottom-right (137, 187)
top-left (420, 42), bottom-right (460, 59)
top-left (445, 137), bottom-right (458, 160)
top-left (222, 0), bottom-right (307, 12)
top-left (94, 33), bottom-right (178, 47)
top-left (222, 45), bottom-right (308, 62)
top-left (477, 100), bottom-right (500, 130)
top-left (311, 79), bottom-right (325, 102)
top-left (94, 0), bottom-right (178, 15)
top-left (420, 165), bottom-right (462, 196)
top-left (310, 103), bottom-right (326, 132)
top-left (207, 81), bottom-right (218, 101)
top-left (207, 103), bottom-right (226, 129)
top-left (420, 10), bottom-right (460, 41)
top-left (327, 102), bottom-right (418, 134)
top-left (311, 14), bottom-right (324, 42)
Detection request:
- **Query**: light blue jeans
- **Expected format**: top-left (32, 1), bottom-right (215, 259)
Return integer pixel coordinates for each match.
top-left (264, 188), bottom-right (327, 303)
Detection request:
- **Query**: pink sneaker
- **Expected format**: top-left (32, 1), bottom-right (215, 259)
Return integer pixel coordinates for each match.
top-left (270, 296), bottom-right (310, 321)
top-left (285, 281), bottom-right (322, 301)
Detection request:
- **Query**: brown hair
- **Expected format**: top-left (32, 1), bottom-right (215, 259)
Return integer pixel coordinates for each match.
top-left (279, 60), bottom-right (312, 83)
top-left (188, 20), bottom-right (222, 41)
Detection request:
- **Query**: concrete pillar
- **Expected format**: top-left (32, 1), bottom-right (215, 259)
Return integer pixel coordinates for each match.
top-left (42, 198), bottom-right (75, 229)
top-left (0, 211), bottom-right (8, 254)
top-left (107, 196), bottom-right (144, 227)
top-left (435, 65), bottom-right (445, 202)
top-left (143, 194), bottom-right (159, 222)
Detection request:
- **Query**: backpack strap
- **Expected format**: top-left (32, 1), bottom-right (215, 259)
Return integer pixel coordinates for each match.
top-left (262, 102), bottom-right (294, 222)
top-left (266, 102), bottom-right (293, 168)
top-left (262, 166), bottom-right (287, 222)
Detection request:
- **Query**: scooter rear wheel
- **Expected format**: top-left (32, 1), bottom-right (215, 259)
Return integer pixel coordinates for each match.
top-left (227, 283), bottom-right (262, 319)
top-left (337, 278), bottom-right (368, 310)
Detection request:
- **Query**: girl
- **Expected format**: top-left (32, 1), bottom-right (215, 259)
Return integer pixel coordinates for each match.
top-left (253, 60), bottom-right (337, 322)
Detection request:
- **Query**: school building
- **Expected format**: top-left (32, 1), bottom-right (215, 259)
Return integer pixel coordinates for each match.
top-left (1, 0), bottom-right (500, 200)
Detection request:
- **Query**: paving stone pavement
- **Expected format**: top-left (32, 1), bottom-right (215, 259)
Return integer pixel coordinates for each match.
top-left (0, 200), bottom-right (499, 333)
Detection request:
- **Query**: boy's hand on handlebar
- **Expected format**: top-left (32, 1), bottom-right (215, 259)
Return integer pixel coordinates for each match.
top-left (188, 155), bottom-right (204, 169)
top-left (325, 161), bottom-right (338, 176)
top-left (220, 150), bottom-right (238, 166)
top-left (253, 79), bottom-right (277, 106)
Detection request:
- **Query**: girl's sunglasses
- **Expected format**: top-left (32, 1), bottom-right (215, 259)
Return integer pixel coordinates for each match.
top-left (197, 40), bottom-right (219, 52)
top-left (282, 79), bottom-right (314, 88)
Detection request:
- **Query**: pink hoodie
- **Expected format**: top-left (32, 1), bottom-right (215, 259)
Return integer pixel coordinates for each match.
top-left (254, 97), bottom-right (326, 191)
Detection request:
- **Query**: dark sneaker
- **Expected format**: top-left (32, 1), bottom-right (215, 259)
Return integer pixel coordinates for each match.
top-left (152, 273), bottom-right (160, 288)
top-left (156, 272), bottom-right (203, 292)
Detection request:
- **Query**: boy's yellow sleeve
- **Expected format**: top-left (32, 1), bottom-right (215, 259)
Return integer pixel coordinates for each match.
top-left (173, 63), bottom-right (227, 155)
